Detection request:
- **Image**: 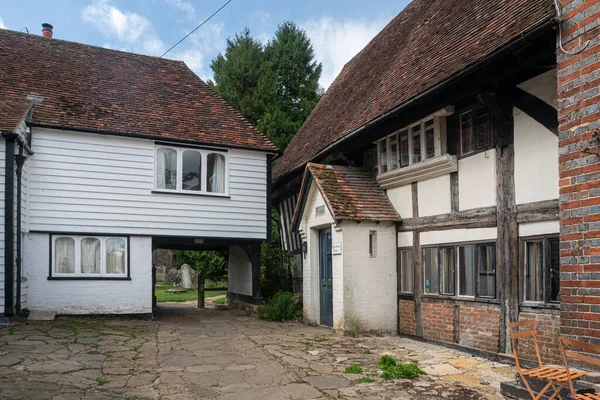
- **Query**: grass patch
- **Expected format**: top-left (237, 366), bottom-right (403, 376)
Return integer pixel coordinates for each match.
top-left (377, 355), bottom-right (424, 380)
top-left (298, 340), bottom-right (313, 346)
top-left (346, 330), bottom-right (357, 338)
top-left (87, 350), bottom-right (101, 355)
top-left (155, 282), bottom-right (226, 303)
top-left (213, 297), bottom-right (226, 305)
top-left (313, 337), bottom-right (328, 342)
top-left (257, 291), bottom-right (302, 321)
top-left (345, 364), bottom-right (363, 374)
top-left (355, 377), bottom-right (375, 384)
top-left (96, 377), bottom-right (108, 386)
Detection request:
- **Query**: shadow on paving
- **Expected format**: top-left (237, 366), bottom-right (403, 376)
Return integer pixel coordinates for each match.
top-left (0, 307), bottom-right (512, 399)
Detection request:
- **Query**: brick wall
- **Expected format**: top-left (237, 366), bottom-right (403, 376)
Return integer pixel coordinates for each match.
top-left (518, 313), bottom-right (562, 364)
top-left (399, 299), bottom-right (416, 335)
top-left (557, 0), bottom-right (600, 344)
top-left (421, 302), bottom-right (454, 343)
top-left (459, 306), bottom-right (500, 353)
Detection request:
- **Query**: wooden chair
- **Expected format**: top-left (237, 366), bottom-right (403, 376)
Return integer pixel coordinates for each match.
top-left (559, 337), bottom-right (600, 399)
top-left (510, 320), bottom-right (587, 400)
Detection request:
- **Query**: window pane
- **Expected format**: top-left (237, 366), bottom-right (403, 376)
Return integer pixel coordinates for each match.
top-left (549, 238), bottom-right (560, 303)
top-left (423, 247), bottom-right (438, 294)
top-left (390, 136), bottom-right (399, 170)
top-left (425, 119), bottom-right (435, 159)
top-left (400, 250), bottom-right (413, 293)
top-left (81, 238), bottom-right (101, 274)
top-left (475, 108), bottom-right (491, 149)
top-left (207, 153), bottom-right (226, 193)
top-left (399, 130), bottom-right (409, 167)
top-left (440, 247), bottom-right (455, 295)
top-left (106, 238), bottom-right (126, 274)
top-left (182, 150), bottom-right (202, 191)
top-left (412, 125), bottom-right (422, 164)
top-left (525, 240), bottom-right (544, 302)
top-left (379, 141), bottom-right (388, 173)
top-left (55, 237), bottom-right (75, 273)
top-left (156, 148), bottom-right (177, 189)
top-left (478, 244), bottom-right (496, 298)
top-left (460, 111), bottom-right (473, 155)
top-left (458, 246), bottom-right (475, 296)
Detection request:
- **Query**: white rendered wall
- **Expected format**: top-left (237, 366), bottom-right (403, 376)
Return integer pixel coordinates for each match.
top-left (228, 245), bottom-right (252, 296)
top-left (341, 221), bottom-right (397, 333)
top-left (458, 150), bottom-right (496, 210)
top-left (519, 220), bottom-right (560, 237)
top-left (397, 231), bottom-right (413, 248)
top-left (418, 175), bottom-right (451, 217)
top-left (420, 227), bottom-right (497, 246)
top-left (0, 139), bottom-right (5, 311)
top-left (387, 185), bottom-right (413, 218)
top-left (25, 233), bottom-right (152, 314)
top-left (27, 128), bottom-right (268, 239)
top-left (514, 70), bottom-right (559, 205)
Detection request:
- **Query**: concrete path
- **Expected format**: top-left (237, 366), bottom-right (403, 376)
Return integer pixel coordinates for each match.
top-left (0, 305), bottom-right (514, 399)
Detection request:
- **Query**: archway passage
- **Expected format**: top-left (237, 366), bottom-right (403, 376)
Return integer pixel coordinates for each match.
top-left (151, 237), bottom-right (263, 315)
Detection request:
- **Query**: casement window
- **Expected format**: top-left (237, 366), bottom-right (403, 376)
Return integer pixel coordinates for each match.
top-left (51, 235), bottom-right (128, 278)
top-left (155, 145), bottom-right (228, 195)
top-left (522, 236), bottom-right (560, 305)
top-left (376, 115), bottom-right (445, 175)
top-left (423, 242), bottom-right (496, 299)
top-left (399, 249), bottom-right (413, 294)
top-left (459, 106), bottom-right (493, 156)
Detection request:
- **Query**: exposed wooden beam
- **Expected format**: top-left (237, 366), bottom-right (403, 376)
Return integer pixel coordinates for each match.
top-left (450, 172), bottom-right (459, 213)
top-left (398, 206), bottom-right (497, 232)
top-left (516, 199), bottom-right (559, 223)
top-left (507, 87), bottom-right (558, 136)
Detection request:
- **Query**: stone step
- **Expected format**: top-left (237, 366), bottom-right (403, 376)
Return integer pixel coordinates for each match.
top-left (583, 373), bottom-right (600, 384)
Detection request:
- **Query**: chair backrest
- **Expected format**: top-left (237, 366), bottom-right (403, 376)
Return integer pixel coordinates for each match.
top-left (559, 337), bottom-right (600, 397)
top-left (509, 319), bottom-right (543, 369)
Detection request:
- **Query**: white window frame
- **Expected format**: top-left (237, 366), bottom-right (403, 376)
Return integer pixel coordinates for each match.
top-left (154, 144), bottom-right (229, 196)
top-left (51, 235), bottom-right (128, 278)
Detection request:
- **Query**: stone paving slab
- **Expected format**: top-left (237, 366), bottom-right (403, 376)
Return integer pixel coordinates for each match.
top-left (0, 304), bottom-right (514, 399)
top-left (28, 311), bottom-right (57, 321)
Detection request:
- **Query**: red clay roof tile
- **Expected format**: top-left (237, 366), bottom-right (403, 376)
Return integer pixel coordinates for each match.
top-left (0, 29), bottom-right (278, 152)
top-left (0, 100), bottom-right (33, 133)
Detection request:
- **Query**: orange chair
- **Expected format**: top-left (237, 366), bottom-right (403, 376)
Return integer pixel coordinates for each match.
top-left (559, 337), bottom-right (600, 400)
top-left (510, 320), bottom-right (587, 400)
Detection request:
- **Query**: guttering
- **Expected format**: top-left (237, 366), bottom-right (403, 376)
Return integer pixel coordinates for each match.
top-left (273, 18), bottom-right (557, 185)
top-left (0, 132), bottom-right (34, 156)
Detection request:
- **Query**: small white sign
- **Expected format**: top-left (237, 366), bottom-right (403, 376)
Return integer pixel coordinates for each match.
top-left (332, 242), bottom-right (342, 255)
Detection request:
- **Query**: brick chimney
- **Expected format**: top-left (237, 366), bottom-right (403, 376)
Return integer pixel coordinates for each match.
top-left (41, 23), bottom-right (53, 38)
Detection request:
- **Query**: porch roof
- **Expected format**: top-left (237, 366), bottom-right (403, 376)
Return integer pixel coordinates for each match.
top-left (291, 163), bottom-right (400, 231)
top-left (0, 100), bottom-right (32, 133)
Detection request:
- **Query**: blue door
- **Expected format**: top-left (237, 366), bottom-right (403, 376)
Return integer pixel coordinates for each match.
top-left (319, 228), bottom-right (333, 327)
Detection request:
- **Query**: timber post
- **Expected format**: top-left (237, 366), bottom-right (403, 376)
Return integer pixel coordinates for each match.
top-left (197, 272), bottom-right (205, 309)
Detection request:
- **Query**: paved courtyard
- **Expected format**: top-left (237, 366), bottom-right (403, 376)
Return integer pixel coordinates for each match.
top-left (0, 304), bottom-right (515, 399)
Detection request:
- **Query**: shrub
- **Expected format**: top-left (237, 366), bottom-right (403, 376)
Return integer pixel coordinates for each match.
top-left (378, 354), bottom-right (398, 369)
top-left (345, 364), bottom-right (363, 374)
top-left (257, 291), bottom-right (302, 321)
top-left (380, 363), bottom-right (425, 380)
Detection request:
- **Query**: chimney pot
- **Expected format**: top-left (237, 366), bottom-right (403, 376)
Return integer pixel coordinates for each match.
top-left (41, 23), bottom-right (53, 38)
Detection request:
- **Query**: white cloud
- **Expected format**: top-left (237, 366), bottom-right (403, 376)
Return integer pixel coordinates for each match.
top-left (163, 0), bottom-right (195, 20)
top-left (302, 17), bottom-right (386, 89)
top-left (0, 16), bottom-right (6, 29)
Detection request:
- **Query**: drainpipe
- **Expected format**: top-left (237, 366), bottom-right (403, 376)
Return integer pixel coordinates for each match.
top-left (3, 137), bottom-right (15, 317)
top-left (15, 145), bottom-right (25, 316)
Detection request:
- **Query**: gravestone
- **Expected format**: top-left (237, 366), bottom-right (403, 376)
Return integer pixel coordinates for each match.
top-left (165, 268), bottom-right (180, 286)
top-left (180, 264), bottom-right (194, 289)
top-left (155, 266), bottom-right (166, 282)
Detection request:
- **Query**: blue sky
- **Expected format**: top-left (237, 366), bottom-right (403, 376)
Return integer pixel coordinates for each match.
top-left (0, 0), bottom-right (410, 88)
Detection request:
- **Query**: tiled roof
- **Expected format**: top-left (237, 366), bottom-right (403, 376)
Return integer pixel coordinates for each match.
top-left (0, 100), bottom-right (33, 132)
top-left (0, 29), bottom-right (277, 152)
top-left (274, 0), bottom-right (555, 178)
top-left (291, 163), bottom-right (400, 230)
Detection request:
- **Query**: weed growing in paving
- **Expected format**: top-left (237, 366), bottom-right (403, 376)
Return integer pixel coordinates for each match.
top-left (356, 377), bottom-right (375, 384)
top-left (363, 349), bottom-right (373, 354)
top-left (257, 291), bottom-right (302, 321)
top-left (313, 337), bottom-right (328, 342)
top-left (346, 330), bottom-right (357, 337)
top-left (298, 340), bottom-right (313, 346)
top-left (378, 355), bottom-right (425, 380)
top-left (345, 364), bottom-right (363, 374)
top-left (96, 377), bottom-right (108, 386)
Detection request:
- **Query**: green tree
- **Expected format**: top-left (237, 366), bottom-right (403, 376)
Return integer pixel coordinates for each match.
top-left (208, 22), bottom-right (322, 150)
top-left (175, 251), bottom-right (227, 283)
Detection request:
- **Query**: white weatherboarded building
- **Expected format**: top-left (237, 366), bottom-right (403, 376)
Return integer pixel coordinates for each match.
top-left (0, 26), bottom-right (277, 318)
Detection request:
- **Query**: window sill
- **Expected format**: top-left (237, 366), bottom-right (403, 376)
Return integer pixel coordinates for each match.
top-left (151, 190), bottom-right (230, 198)
top-left (48, 276), bottom-right (131, 281)
top-left (377, 154), bottom-right (458, 189)
top-left (520, 302), bottom-right (560, 310)
top-left (422, 294), bottom-right (499, 304)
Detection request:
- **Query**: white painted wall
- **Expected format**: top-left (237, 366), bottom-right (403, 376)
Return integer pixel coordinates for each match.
top-left (420, 227), bottom-right (497, 246)
top-left (228, 245), bottom-right (252, 296)
top-left (398, 231), bottom-right (413, 248)
top-left (458, 150), bottom-right (496, 210)
top-left (519, 220), bottom-right (560, 237)
top-left (418, 175), bottom-right (451, 217)
top-left (0, 138), bottom-right (5, 311)
top-left (25, 233), bottom-right (152, 314)
top-left (27, 128), bottom-right (268, 239)
top-left (341, 221), bottom-right (397, 333)
top-left (514, 70), bottom-right (559, 205)
top-left (387, 184), bottom-right (412, 218)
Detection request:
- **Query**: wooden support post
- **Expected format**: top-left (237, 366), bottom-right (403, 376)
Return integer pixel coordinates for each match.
top-left (197, 272), bottom-right (205, 309)
top-left (450, 171), bottom-right (459, 213)
top-left (251, 243), bottom-right (262, 299)
top-left (411, 182), bottom-right (423, 338)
